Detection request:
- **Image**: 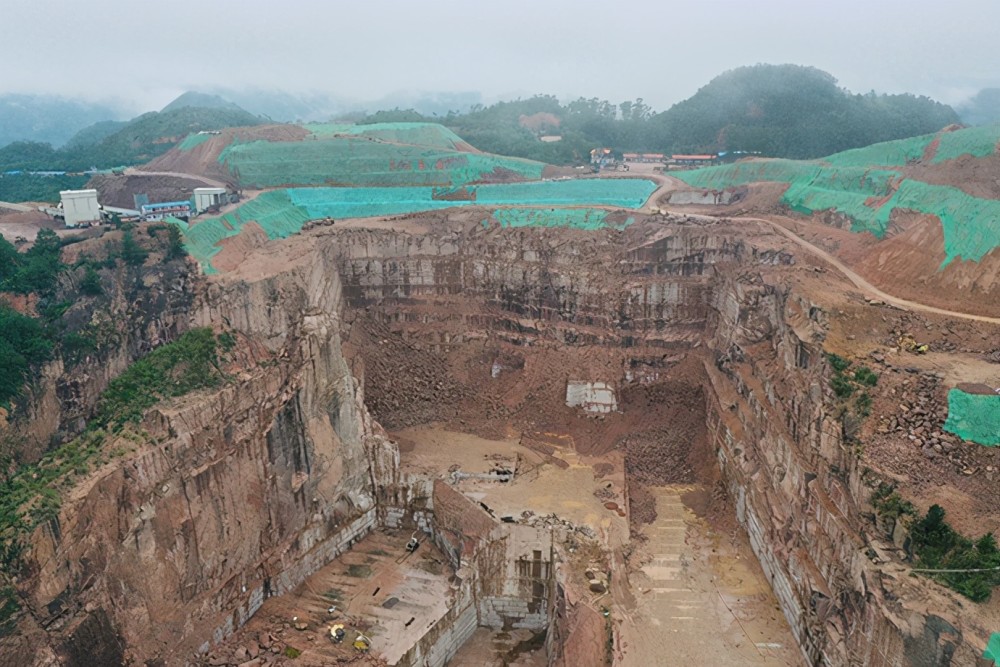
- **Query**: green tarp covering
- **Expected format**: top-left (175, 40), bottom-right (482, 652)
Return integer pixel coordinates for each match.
top-left (943, 389), bottom-right (1000, 446)
top-left (671, 124), bottom-right (1000, 268)
top-left (174, 179), bottom-right (657, 272)
top-left (983, 632), bottom-right (1000, 665)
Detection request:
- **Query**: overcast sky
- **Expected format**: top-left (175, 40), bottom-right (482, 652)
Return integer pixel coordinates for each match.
top-left (5, 0), bottom-right (999, 113)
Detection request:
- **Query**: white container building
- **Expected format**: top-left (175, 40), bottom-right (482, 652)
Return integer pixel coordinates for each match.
top-left (59, 189), bottom-right (101, 227)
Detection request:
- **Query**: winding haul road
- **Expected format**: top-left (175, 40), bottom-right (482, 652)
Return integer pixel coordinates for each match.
top-left (631, 172), bottom-right (1000, 325)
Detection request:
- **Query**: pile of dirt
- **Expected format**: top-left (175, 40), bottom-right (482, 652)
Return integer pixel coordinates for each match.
top-left (88, 173), bottom-right (213, 209)
top-left (618, 381), bottom-right (710, 485)
top-left (143, 125), bottom-right (309, 180)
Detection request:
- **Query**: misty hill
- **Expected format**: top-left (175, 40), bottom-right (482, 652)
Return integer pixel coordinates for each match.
top-left (957, 88), bottom-right (1000, 126)
top-left (357, 65), bottom-right (960, 164)
top-left (0, 105), bottom-right (264, 202)
top-left (0, 94), bottom-right (124, 149)
top-left (161, 92), bottom-right (246, 114)
top-left (64, 119), bottom-right (129, 149)
top-left (651, 65), bottom-right (959, 158)
top-left (1, 105), bottom-right (263, 171)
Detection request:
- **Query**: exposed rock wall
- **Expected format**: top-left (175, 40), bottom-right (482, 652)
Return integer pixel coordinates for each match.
top-left (3, 250), bottom-right (195, 463)
top-left (3, 249), bottom-right (390, 666)
top-left (704, 269), bottom-right (987, 666)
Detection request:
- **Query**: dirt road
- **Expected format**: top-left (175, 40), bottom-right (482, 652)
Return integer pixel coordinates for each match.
top-left (125, 167), bottom-right (229, 189)
top-left (650, 202), bottom-right (1000, 325)
top-left (0, 201), bottom-right (33, 213)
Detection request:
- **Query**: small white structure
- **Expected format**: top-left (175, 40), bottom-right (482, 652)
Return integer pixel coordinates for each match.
top-left (565, 381), bottom-right (618, 414)
top-left (193, 187), bottom-right (227, 214)
top-left (59, 189), bottom-right (101, 227)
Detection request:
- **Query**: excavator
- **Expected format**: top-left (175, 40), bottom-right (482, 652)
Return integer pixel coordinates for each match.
top-left (898, 333), bottom-right (929, 355)
top-left (329, 625), bottom-right (371, 652)
top-left (353, 634), bottom-right (372, 652)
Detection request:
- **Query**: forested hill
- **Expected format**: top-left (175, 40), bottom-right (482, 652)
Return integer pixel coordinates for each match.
top-left (363, 65), bottom-right (960, 163)
top-left (652, 65), bottom-right (959, 158)
top-left (0, 106), bottom-right (263, 172)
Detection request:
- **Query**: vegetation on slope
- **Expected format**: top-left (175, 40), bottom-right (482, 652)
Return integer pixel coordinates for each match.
top-left (0, 173), bottom-right (89, 202)
top-left (872, 485), bottom-right (1000, 602)
top-left (0, 326), bottom-right (232, 627)
top-left (360, 65), bottom-right (959, 163)
top-left (650, 65), bottom-right (957, 158)
top-left (0, 106), bottom-right (263, 174)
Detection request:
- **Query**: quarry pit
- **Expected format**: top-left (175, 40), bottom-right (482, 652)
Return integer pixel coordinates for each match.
top-left (5, 197), bottom-right (1000, 667)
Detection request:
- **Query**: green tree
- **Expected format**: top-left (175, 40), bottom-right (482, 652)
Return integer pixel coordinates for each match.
top-left (120, 225), bottom-right (148, 267)
top-left (165, 225), bottom-right (186, 260)
top-left (0, 306), bottom-right (53, 405)
top-left (3, 229), bottom-right (63, 294)
top-left (79, 265), bottom-right (102, 296)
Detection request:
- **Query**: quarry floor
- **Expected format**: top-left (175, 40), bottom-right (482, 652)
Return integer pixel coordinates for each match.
top-left (397, 426), bottom-right (803, 666)
top-left (203, 530), bottom-right (455, 666)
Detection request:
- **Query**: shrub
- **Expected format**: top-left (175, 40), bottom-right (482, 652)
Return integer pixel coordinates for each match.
top-left (854, 366), bottom-right (879, 387)
top-left (0, 306), bottom-right (53, 406)
top-left (120, 224), bottom-right (148, 267)
top-left (283, 647), bottom-right (301, 658)
top-left (826, 353), bottom-right (852, 373)
top-left (908, 504), bottom-right (1000, 602)
top-left (830, 374), bottom-right (855, 398)
top-left (79, 265), bottom-right (103, 296)
top-left (165, 225), bottom-right (187, 260)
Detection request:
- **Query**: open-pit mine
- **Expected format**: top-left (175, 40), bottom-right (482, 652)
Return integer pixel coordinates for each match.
top-left (2, 122), bottom-right (999, 667)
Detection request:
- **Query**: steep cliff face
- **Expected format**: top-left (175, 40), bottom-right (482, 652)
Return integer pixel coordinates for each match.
top-left (3, 241), bottom-right (195, 464)
top-left (704, 271), bottom-right (988, 666)
top-left (4, 250), bottom-right (387, 666)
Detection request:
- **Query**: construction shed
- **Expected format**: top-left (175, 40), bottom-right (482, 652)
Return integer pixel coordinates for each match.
top-left (193, 187), bottom-right (228, 214)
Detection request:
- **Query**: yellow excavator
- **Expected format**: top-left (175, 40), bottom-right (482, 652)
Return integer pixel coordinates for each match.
top-left (898, 333), bottom-right (929, 355)
top-left (353, 634), bottom-right (372, 652)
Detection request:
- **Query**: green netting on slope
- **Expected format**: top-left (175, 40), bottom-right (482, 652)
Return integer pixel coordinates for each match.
top-left (217, 137), bottom-right (545, 188)
top-left (178, 133), bottom-right (212, 151)
top-left (303, 122), bottom-right (468, 150)
top-left (675, 161), bottom-right (899, 236)
top-left (486, 208), bottom-right (628, 230)
top-left (943, 389), bottom-right (1000, 446)
top-left (288, 186), bottom-right (458, 219)
top-left (875, 180), bottom-right (1000, 265)
top-left (474, 179), bottom-right (656, 208)
top-left (286, 179), bottom-right (656, 218)
top-left (671, 160), bottom-right (821, 190)
top-left (180, 179), bottom-right (658, 270)
top-left (932, 124), bottom-right (1000, 163)
top-left (823, 134), bottom-right (935, 168)
top-left (173, 191), bottom-right (310, 273)
top-left (984, 633), bottom-right (1000, 665)
top-left (783, 168), bottom-right (899, 236)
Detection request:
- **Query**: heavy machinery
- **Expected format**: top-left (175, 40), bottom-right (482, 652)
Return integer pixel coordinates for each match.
top-left (353, 634), bottom-right (372, 652)
top-left (330, 624), bottom-right (346, 643)
top-left (898, 334), bottom-right (929, 354)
